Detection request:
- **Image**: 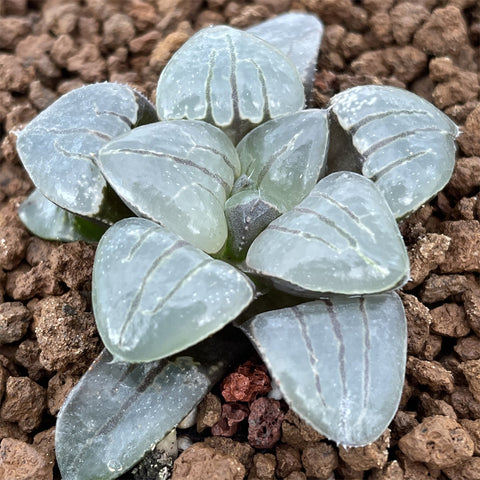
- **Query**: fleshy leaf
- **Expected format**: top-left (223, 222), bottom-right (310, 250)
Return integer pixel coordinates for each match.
top-left (225, 109), bottom-right (329, 259)
top-left (56, 328), bottom-right (251, 480)
top-left (246, 172), bottom-right (409, 296)
top-left (156, 25), bottom-right (305, 144)
top-left (19, 189), bottom-right (107, 243)
top-left (97, 120), bottom-right (239, 254)
top-left (16, 83), bottom-right (156, 224)
top-left (92, 217), bottom-right (255, 362)
top-left (241, 292), bottom-right (407, 446)
top-left (328, 85), bottom-right (459, 218)
top-left (247, 12), bottom-right (324, 100)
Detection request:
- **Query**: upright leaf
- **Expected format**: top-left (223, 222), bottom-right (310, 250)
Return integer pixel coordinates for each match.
top-left (93, 217), bottom-right (255, 362)
top-left (241, 293), bottom-right (407, 446)
top-left (156, 26), bottom-right (305, 144)
top-left (19, 189), bottom-right (107, 243)
top-left (16, 83), bottom-right (157, 224)
top-left (226, 109), bottom-right (329, 259)
top-left (247, 12), bottom-right (324, 100)
top-left (246, 172), bottom-right (409, 296)
top-left (98, 120), bottom-right (239, 254)
top-left (328, 85), bottom-right (459, 218)
top-left (56, 328), bottom-right (251, 480)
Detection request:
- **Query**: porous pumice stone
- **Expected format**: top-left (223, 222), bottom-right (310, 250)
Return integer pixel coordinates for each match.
top-left (246, 171), bottom-right (409, 296)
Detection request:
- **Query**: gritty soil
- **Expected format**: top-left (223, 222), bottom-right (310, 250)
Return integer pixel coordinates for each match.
top-left (0, 0), bottom-right (479, 479)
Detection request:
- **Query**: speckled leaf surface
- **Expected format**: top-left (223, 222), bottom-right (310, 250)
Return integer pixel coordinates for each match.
top-left (16, 83), bottom-right (156, 224)
top-left (92, 217), bottom-right (255, 362)
top-left (19, 189), bottom-right (107, 243)
top-left (328, 85), bottom-right (459, 218)
top-left (247, 12), bottom-right (324, 99)
top-left (246, 172), bottom-right (409, 296)
top-left (97, 120), bottom-right (239, 254)
top-left (241, 292), bottom-right (407, 446)
top-left (56, 329), bottom-right (248, 480)
top-left (156, 26), bottom-right (305, 144)
top-left (225, 109), bottom-right (329, 259)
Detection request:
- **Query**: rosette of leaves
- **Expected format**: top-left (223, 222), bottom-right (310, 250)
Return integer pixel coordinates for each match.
top-left (15, 13), bottom-right (459, 480)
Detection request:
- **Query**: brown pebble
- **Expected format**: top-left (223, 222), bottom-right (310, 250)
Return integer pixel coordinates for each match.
top-left (248, 453), bottom-right (276, 480)
top-left (149, 31), bottom-right (190, 72)
top-left (390, 2), bottom-right (429, 45)
top-left (129, 31), bottom-right (161, 55)
top-left (383, 46), bottom-right (428, 84)
top-left (432, 70), bottom-right (479, 110)
top-left (203, 436), bottom-right (254, 470)
top-left (430, 303), bottom-right (470, 337)
top-left (33, 426), bottom-right (55, 468)
top-left (0, 376), bottom-right (46, 432)
top-left (0, 301), bottom-right (31, 344)
top-left (28, 80), bottom-right (57, 111)
top-left (413, 6), bottom-right (470, 57)
top-left (463, 289), bottom-right (480, 336)
top-left (102, 13), bottom-right (136, 50)
top-left (397, 451), bottom-right (438, 480)
top-left (302, 441), bottom-right (338, 478)
top-left (339, 430), bottom-right (389, 471)
top-left (275, 443), bottom-right (301, 478)
top-left (0, 418), bottom-right (29, 442)
top-left (351, 50), bottom-right (389, 78)
top-left (0, 54), bottom-right (35, 93)
top-left (459, 359), bottom-right (480, 402)
top-left (283, 471), bottom-right (306, 480)
top-left (458, 105), bottom-right (480, 157)
top-left (419, 392), bottom-right (457, 419)
top-left (404, 233), bottom-right (451, 289)
top-left (422, 333), bottom-right (443, 361)
top-left (420, 273), bottom-right (473, 304)
top-left (454, 335), bottom-right (480, 360)
top-left (459, 419), bottom-right (480, 455)
top-left (0, 438), bottom-right (53, 480)
top-left (443, 456), bottom-right (480, 480)
top-left (172, 443), bottom-right (245, 480)
top-left (398, 415), bottom-right (473, 468)
top-left (196, 392), bottom-right (222, 433)
top-left (46, 371), bottom-right (80, 416)
top-left (248, 397), bottom-right (284, 449)
top-left (368, 460), bottom-right (404, 480)
top-left (0, 17), bottom-right (31, 50)
top-left (49, 242), bottom-right (96, 291)
top-left (34, 290), bottom-right (101, 372)
top-left (406, 356), bottom-right (454, 393)
top-left (67, 43), bottom-right (107, 82)
top-left (211, 402), bottom-right (249, 437)
top-left (281, 409), bottom-right (324, 450)
top-left (50, 34), bottom-right (77, 68)
top-left (43, 3), bottom-right (80, 35)
top-left (450, 385), bottom-right (480, 418)
top-left (367, 13), bottom-right (393, 46)
top-left (399, 292), bottom-right (430, 356)
top-left (15, 338), bottom-right (48, 382)
top-left (438, 221), bottom-right (480, 273)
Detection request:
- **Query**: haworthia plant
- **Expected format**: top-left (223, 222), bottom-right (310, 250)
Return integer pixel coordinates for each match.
top-left (16, 83), bottom-right (157, 224)
top-left (19, 189), bottom-right (107, 243)
top-left (13, 12), bottom-right (459, 478)
top-left (92, 217), bottom-right (254, 362)
top-left (241, 292), bottom-right (407, 446)
top-left (56, 328), bottom-right (251, 480)
top-left (156, 25), bottom-right (305, 144)
top-left (328, 85), bottom-right (459, 218)
top-left (246, 172), bottom-right (409, 296)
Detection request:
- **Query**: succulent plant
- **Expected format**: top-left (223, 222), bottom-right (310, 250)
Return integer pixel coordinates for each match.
top-left (15, 13), bottom-right (458, 480)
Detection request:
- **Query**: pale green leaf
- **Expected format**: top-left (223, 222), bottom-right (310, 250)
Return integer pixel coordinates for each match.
top-left (246, 172), bottom-right (409, 296)
top-left (92, 217), bottom-right (255, 362)
top-left (328, 85), bottom-right (459, 218)
top-left (156, 26), bottom-right (305, 144)
top-left (19, 189), bottom-right (107, 243)
top-left (97, 120), bottom-right (239, 254)
top-left (16, 83), bottom-right (156, 224)
top-left (56, 328), bottom-right (250, 480)
top-left (247, 12), bottom-right (324, 99)
top-left (241, 292), bottom-right (407, 446)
